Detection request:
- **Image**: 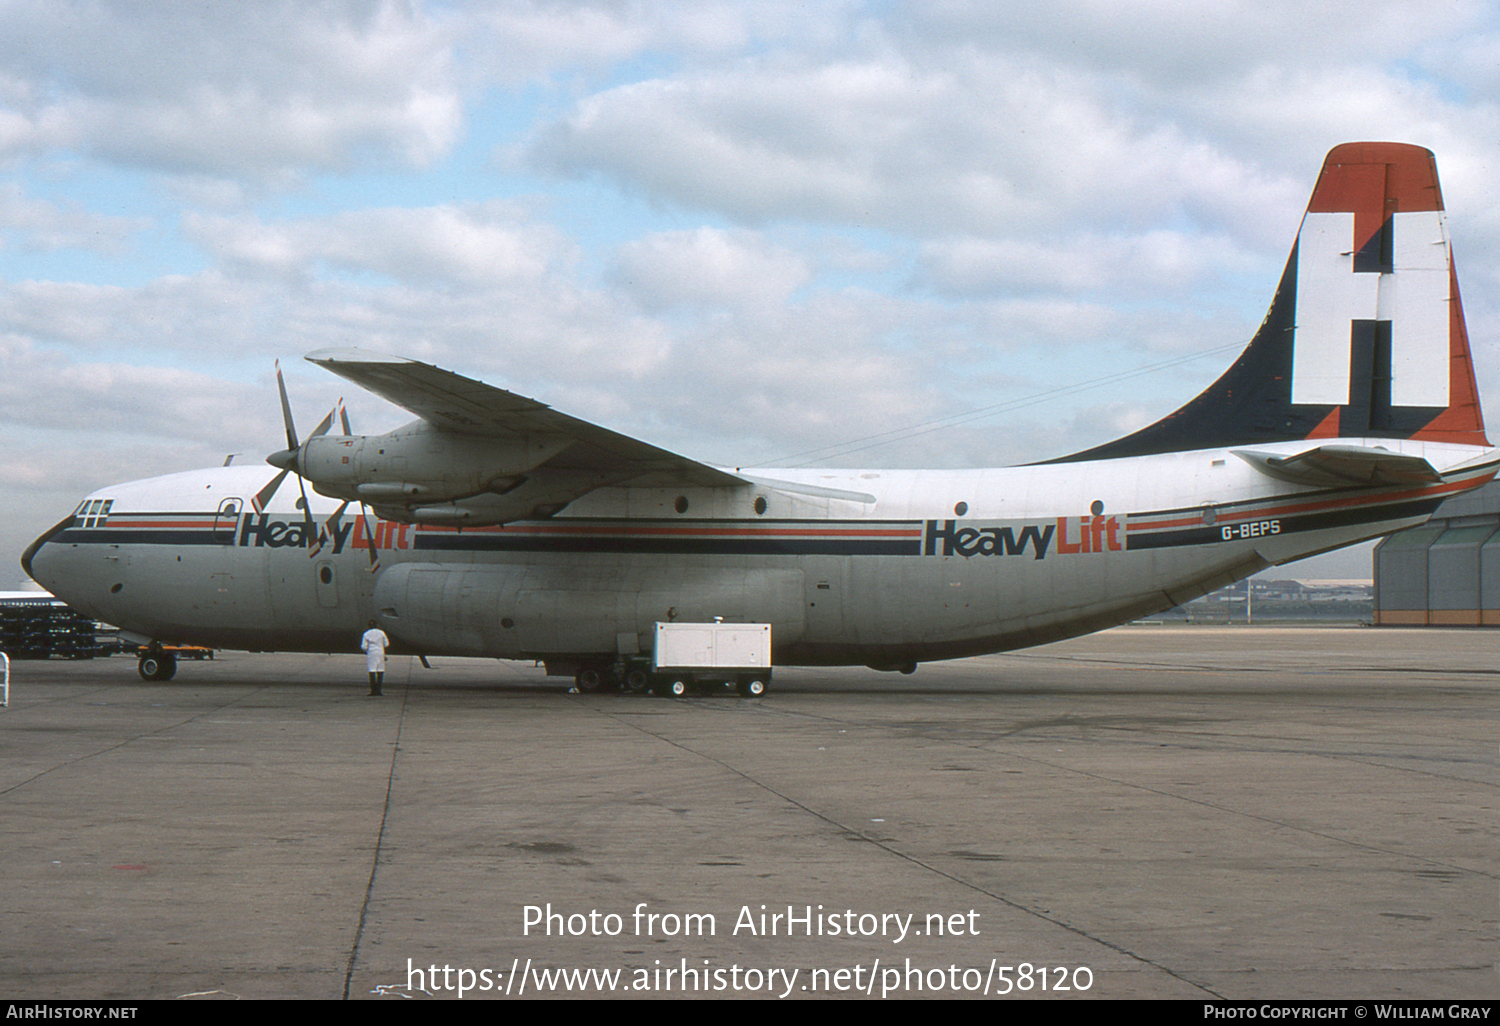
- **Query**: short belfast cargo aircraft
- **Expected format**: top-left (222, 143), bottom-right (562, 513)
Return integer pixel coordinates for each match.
top-left (23, 143), bottom-right (1497, 687)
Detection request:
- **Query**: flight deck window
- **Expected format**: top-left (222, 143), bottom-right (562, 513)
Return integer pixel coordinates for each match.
top-left (77, 499), bottom-right (113, 528)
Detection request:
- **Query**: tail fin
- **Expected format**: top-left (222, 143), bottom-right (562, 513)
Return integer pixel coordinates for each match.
top-left (1056, 142), bottom-right (1488, 462)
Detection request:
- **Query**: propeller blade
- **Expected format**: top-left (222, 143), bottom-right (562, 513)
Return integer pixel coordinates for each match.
top-left (275, 360), bottom-right (299, 452)
top-left (358, 502), bottom-right (381, 572)
top-left (294, 471), bottom-right (315, 535)
top-left (309, 500), bottom-right (350, 558)
top-left (308, 406), bottom-right (335, 439)
top-left (339, 399), bottom-right (351, 437)
top-left (254, 470), bottom-right (289, 512)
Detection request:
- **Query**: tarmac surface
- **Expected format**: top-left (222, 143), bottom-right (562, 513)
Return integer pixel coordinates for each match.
top-left (1, 624), bottom-right (1495, 1001)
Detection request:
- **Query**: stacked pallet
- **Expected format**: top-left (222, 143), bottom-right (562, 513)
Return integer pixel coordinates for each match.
top-left (0, 599), bottom-right (110, 659)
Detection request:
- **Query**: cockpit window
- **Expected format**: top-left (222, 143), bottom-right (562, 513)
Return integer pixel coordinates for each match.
top-left (76, 499), bottom-right (113, 528)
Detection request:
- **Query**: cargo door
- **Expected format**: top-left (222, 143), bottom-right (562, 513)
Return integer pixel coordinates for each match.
top-left (207, 497), bottom-right (244, 614)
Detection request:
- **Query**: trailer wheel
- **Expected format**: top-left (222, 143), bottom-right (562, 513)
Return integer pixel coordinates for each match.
top-left (738, 678), bottom-right (766, 697)
top-left (623, 669), bottom-right (649, 693)
top-left (663, 679), bottom-right (689, 698)
top-left (576, 667), bottom-right (606, 692)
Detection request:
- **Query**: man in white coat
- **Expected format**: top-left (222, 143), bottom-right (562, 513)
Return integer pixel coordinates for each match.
top-left (361, 619), bottom-right (390, 696)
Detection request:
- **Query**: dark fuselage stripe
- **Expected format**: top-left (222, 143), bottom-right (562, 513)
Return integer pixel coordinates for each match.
top-left (1125, 495), bottom-right (1445, 550)
top-left (51, 489), bottom-right (1439, 557)
top-left (411, 534), bottom-right (920, 555)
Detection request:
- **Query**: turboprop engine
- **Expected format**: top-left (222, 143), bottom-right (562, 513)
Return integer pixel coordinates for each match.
top-left (268, 419), bottom-right (574, 507)
top-left (259, 360), bottom-right (593, 527)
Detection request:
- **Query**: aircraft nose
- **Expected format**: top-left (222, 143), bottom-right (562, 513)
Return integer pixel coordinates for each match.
top-left (21, 514), bottom-right (74, 587)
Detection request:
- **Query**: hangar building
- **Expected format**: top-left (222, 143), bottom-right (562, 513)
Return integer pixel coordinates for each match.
top-left (1374, 480), bottom-right (1500, 625)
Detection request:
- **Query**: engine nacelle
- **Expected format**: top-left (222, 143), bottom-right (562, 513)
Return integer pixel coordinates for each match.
top-left (369, 469), bottom-right (617, 527)
top-left (292, 421), bottom-right (573, 506)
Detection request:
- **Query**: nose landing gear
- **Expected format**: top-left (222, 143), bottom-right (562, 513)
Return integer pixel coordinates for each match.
top-left (137, 648), bottom-right (177, 681)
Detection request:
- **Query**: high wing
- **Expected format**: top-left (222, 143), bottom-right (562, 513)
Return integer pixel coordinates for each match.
top-left (306, 347), bottom-right (743, 490)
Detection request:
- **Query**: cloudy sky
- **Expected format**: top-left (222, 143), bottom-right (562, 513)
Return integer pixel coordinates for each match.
top-left (5, 0), bottom-right (1500, 583)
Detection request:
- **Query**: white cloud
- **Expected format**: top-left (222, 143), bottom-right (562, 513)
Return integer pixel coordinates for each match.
top-left (0, 335), bottom-right (269, 441)
top-left (459, 1), bottom-right (858, 83)
top-left (525, 51), bottom-right (1308, 243)
top-left (0, 183), bottom-right (144, 253)
top-left (916, 230), bottom-right (1259, 299)
top-left (0, 0), bottom-right (462, 180)
top-left (184, 202), bottom-right (576, 286)
top-left (612, 228), bottom-right (811, 313)
top-left (898, 0), bottom-right (1491, 85)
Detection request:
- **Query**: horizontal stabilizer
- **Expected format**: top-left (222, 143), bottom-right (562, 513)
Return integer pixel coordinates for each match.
top-left (1232, 444), bottom-right (1441, 487)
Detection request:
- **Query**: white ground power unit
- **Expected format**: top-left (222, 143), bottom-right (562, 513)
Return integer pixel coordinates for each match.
top-left (647, 621), bottom-right (771, 697)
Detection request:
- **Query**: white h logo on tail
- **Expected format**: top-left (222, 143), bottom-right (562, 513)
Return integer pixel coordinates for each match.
top-left (1292, 210), bottom-right (1450, 409)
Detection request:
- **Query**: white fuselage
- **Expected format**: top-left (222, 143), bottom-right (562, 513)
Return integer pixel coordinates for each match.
top-left (24, 436), bottom-right (1495, 670)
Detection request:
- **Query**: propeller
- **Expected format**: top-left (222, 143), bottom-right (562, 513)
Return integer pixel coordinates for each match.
top-left (291, 396), bottom-right (381, 571)
top-left (255, 360), bottom-right (337, 513)
top-left (258, 371), bottom-right (383, 571)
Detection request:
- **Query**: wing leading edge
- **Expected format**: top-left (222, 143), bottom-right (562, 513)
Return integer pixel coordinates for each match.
top-left (306, 348), bottom-right (743, 490)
